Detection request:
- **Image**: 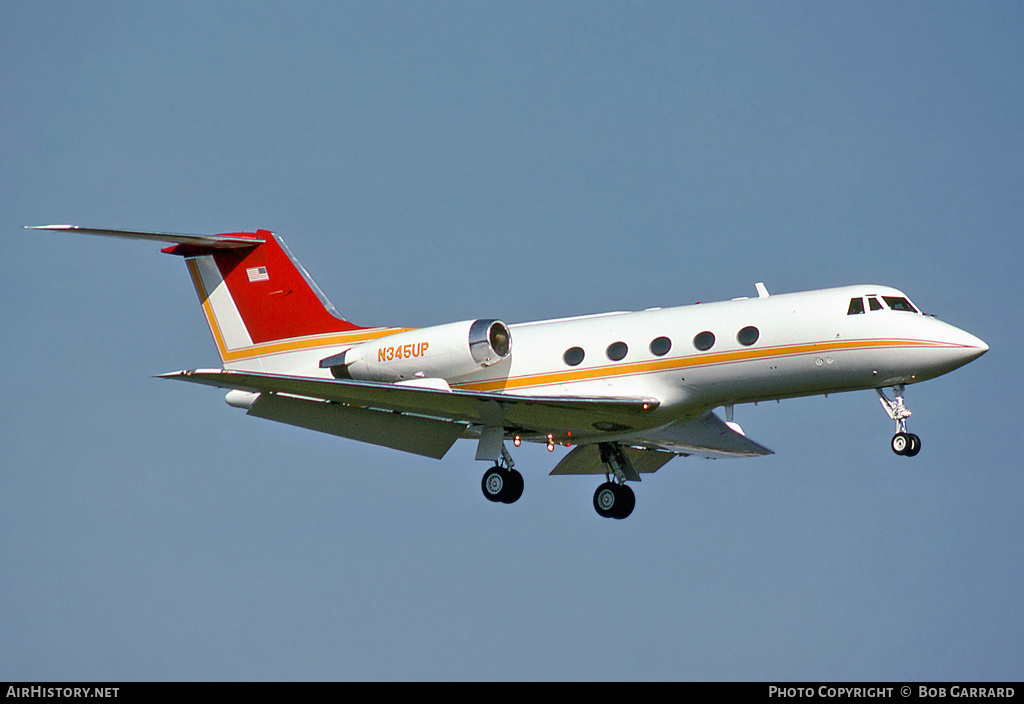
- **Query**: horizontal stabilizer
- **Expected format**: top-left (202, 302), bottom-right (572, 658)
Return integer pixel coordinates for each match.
top-left (27, 225), bottom-right (261, 250)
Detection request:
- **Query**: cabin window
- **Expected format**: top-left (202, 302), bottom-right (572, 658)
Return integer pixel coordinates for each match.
top-left (847, 297), bottom-right (865, 315)
top-left (883, 296), bottom-right (918, 313)
top-left (606, 342), bottom-right (628, 361)
top-left (693, 331), bottom-right (715, 351)
top-left (737, 326), bottom-right (759, 346)
top-left (563, 346), bottom-right (585, 366)
top-left (868, 297), bottom-right (883, 311)
top-left (649, 336), bottom-right (672, 356)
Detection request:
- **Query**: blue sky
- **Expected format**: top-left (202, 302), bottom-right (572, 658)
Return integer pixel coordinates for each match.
top-left (3, 1), bottom-right (1021, 680)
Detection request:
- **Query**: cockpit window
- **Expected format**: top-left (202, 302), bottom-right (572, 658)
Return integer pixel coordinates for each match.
top-left (847, 297), bottom-right (865, 315)
top-left (883, 296), bottom-right (918, 313)
top-left (868, 297), bottom-right (883, 311)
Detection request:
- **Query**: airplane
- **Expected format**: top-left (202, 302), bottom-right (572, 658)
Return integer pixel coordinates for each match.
top-left (29, 225), bottom-right (989, 519)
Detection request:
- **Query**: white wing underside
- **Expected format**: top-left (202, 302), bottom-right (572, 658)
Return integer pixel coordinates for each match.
top-left (550, 412), bottom-right (773, 477)
top-left (159, 369), bottom-right (772, 463)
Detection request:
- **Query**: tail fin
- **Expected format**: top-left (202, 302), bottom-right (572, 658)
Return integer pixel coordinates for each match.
top-left (29, 226), bottom-right (372, 365)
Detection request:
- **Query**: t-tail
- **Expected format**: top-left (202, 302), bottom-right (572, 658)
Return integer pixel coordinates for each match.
top-left (28, 226), bottom-right (400, 370)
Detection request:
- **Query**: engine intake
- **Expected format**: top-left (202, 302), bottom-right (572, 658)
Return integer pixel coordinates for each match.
top-left (320, 319), bottom-right (512, 383)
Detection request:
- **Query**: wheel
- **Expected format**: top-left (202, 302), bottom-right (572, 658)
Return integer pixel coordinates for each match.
top-left (593, 482), bottom-right (635, 519)
top-left (482, 466), bottom-right (506, 502)
top-left (905, 433), bottom-right (921, 457)
top-left (593, 482), bottom-right (619, 518)
top-left (501, 469), bottom-right (524, 504)
top-left (613, 483), bottom-right (635, 519)
top-left (891, 432), bottom-right (910, 456)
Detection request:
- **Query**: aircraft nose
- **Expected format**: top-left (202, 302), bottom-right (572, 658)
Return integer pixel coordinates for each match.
top-left (909, 317), bottom-right (989, 381)
top-left (944, 325), bottom-right (988, 366)
top-left (957, 329), bottom-right (987, 357)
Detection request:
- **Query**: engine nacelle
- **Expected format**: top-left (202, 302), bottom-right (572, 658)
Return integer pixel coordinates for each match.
top-left (320, 319), bottom-right (511, 383)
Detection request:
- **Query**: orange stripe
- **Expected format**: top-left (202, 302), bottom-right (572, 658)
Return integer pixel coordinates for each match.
top-left (186, 258), bottom-right (408, 362)
top-left (452, 338), bottom-right (945, 393)
top-left (179, 273), bottom-right (956, 388)
top-left (186, 258), bottom-right (231, 359)
top-left (219, 327), bottom-right (409, 362)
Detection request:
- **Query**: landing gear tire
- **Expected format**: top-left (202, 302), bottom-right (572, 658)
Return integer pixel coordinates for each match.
top-left (481, 466), bottom-right (524, 504)
top-left (593, 482), bottom-right (635, 520)
top-left (891, 432), bottom-right (921, 457)
top-left (482, 466), bottom-right (506, 502)
top-left (501, 469), bottom-right (524, 504)
top-left (891, 432), bottom-right (910, 455)
top-left (905, 433), bottom-right (921, 457)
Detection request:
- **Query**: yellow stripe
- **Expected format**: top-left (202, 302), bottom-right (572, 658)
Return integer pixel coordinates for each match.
top-left (179, 270), bottom-right (952, 386)
top-left (219, 327), bottom-right (409, 362)
top-left (452, 338), bottom-right (943, 393)
top-left (186, 258), bottom-right (231, 360)
top-left (185, 257), bottom-right (407, 363)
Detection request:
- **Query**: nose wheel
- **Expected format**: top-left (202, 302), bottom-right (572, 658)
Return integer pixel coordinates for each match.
top-left (878, 385), bottom-right (922, 457)
top-left (891, 431), bottom-right (921, 457)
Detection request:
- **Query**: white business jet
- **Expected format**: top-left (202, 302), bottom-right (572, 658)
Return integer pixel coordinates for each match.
top-left (31, 226), bottom-right (988, 519)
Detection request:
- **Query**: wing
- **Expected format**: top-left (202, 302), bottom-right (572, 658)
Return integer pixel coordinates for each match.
top-left (549, 411), bottom-right (772, 477)
top-left (158, 369), bottom-right (661, 457)
top-left (550, 445), bottom-right (676, 477)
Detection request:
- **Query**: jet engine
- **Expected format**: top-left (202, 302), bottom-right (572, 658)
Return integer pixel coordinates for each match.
top-left (320, 318), bottom-right (511, 383)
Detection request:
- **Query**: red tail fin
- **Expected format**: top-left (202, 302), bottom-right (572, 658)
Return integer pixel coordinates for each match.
top-left (30, 225), bottom-right (379, 366)
top-left (163, 230), bottom-right (371, 363)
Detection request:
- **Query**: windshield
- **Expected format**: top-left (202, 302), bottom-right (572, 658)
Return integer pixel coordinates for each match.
top-left (883, 296), bottom-right (918, 313)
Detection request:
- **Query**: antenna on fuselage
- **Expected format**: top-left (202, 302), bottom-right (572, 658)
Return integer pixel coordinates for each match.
top-left (755, 282), bottom-right (770, 298)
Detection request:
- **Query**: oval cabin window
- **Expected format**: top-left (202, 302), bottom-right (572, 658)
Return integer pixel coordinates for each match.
top-left (737, 326), bottom-right (759, 346)
top-left (606, 342), bottom-right (628, 361)
top-left (563, 346), bottom-right (585, 366)
top-left (649, 336), bottom-right (671, 356)
top-left (693, 331), bottom-right (715, 351)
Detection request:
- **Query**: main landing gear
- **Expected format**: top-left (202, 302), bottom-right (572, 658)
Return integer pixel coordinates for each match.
top-left (593, 481), bottom-right (635, 520)
top-left (481, 445), bottom-right (524, 504)
top-left (878, 385), bottom-right (921, 457)
top-left (478, 440), bottom-right (639, 518)
top-left (592, 443), bottom-right (637, 519)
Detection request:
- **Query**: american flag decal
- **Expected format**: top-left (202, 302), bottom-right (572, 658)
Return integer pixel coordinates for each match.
top-left (247, 266), bottom-right (269, 282)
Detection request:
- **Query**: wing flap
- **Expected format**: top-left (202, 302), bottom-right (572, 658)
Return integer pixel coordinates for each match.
top-left (247, 393), bottom-right (465, 459)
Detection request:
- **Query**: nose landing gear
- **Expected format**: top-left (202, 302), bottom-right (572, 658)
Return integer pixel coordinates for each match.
top-left (878, 385), bottom-right (921, 457)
